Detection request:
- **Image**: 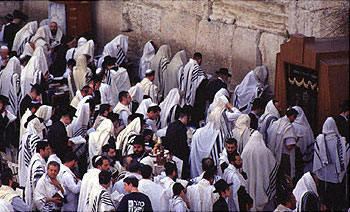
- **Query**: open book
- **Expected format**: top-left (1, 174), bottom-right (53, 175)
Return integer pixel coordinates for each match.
top-left (70, 135), bottom-right (86, 145)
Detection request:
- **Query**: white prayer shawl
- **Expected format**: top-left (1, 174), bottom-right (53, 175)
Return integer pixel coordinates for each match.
top-left (159, 88), bottom-right (180, 129)
top-left (128, 83), bottom-right (143, 104)
top-left (102, 34), bottom-right (128, 64)
top-left (135, 98), bottom-right (153, 117)
top-left (163, 50), bottom-right (187, 98)
top-left (32, 45), bottom-right (49, 75)
top-left (104, 67), bottom-right (131, 107)
top-left (258, 99), bottom-right (281, 142)
top-left (58, 164), bottom-right (81, 212)
top-left (116, 117), bottom-right (142, 156)
top-left (313, 117), bottom-right (349, 183)
top-left (222, 164), bottom-right (246, 212)
top-left (74, 39), bottom-right (94, 62)
top-left (68, 102), bottom-right (90, 138)
top-left (34, 174), bottom-right (64, 211)
top-left (88, 119), bottom-right (115, 166)
top-left (87, 184), bottom-right (115, 212)
top-left (25, 153), bottom-right (46, 210)
top-left (178, 58), bottom-right (206, 106)
top-left (206, 88), bottom-right (230, 121)
top-left (186, 178), bottom-right (219, 212)
top-left (0, 200), bottom-right (13, 212)
top-left (241, 131), bottom-right (277, 211)
top-left (72, 55), bottom-right (90, 92)
top-left (267, 116), bottom-right (297, 165)
top-left (292, 172), bottom-right (318, 212)
top-left (233, 66), bottom-right (268, 113)
top-left (70, 90), bottom-right (84, 109)
top-left (12, 21), bottom-right (38, 55)
top-left (189, 121), bottom-right (220, 178)
top-left (113, 102), bottom-right (131, 117)
top-left (140, 77), bottom-right (158, 103)
top-left (232, 114), bottom-right (254, 154)
top-left (19, 109), bottom-right (32, 146)
top-left (139, 40), bottom-right (155, 79)
top-left (77, 168), bottom-right (101, 212)
top-left (21, 42), bottom-right (34, 57)
top-left (169, 196), bottom-right (189, 212)
top-left (0, 56), bottom-right (21, 115)
top-left (99, 83), bottom-right (113, 105)
top-left (292, 106), bottom-right (315, 173)
top-left (45, 25), bottom-right (63, 47)
top-left (35, 105), bottom-right (52, 123)
top-left (138, 179), bottom-right (168, 212)
top-left (30, 26), bottom-right (48, 49)
top-left (66, 37), bottom-right (87, 62)
top-left (149, 44), bottom-right (171, 93)
top-left (20, 56), bottom-right (42, 99)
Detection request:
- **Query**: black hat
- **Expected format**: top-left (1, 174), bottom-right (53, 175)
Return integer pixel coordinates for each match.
top-left (0, 95), bottom-right (9, 105)
top-left (13, 10), bottom-right (28, 21)
top-left (132, 135), bottom-right (145, 146)
top-left (216, 68), bottom-right (231, 77)
top-left (57, 105), bottom-right (76, 118)
top-left (213, 179), bottom-right (233, 193)
top-left (5, 14), bottom-right (13, 22)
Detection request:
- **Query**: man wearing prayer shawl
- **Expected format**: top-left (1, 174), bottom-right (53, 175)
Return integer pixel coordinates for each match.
top-left (25, 141), bottom-right (51, 210)
top-left (33, 161), bottom-right (65, 211)
top-left (313, 117), bottom-right (349, 211)
top-left (292, 172), bottom-right (320, 212)
top-left (233, 66), bottom-right (271, 113)
top-left (18, 105), bottom-right (52, 186)
top-left (0, 56), bottom-right (21, 115)
top-left (241, 131), bottom-right (278, 211)
top-left (138, 165), bottom-right (168, 211)
top-left (87, 171), bottom-right (116, 212)
top-left (78, 156), bottom-right (111, 212)
top-left (149, 44), bottom-right (171, 100)
top-left (4, 10), bottom-right (28, 50)
top-left (159, 88), bottom-right (181, 129)
top-left (232, 114), bottom-right (255, 154)
top-left (73, 39), bottom-right (95, 63)
top-left (139, 40), bottom-right (155, 79)
top-left (187, 169), bottom-right (219, 212)
top-left (69, 54), bottom-right (92, 94)
top-left (292, 106), bottom-right (315, 173)
top-left (19, 101), bottom-right (40, 147)
top-left (116, 117), bottom-right (143, 156)
top-left (66, 37), bottom-right (86, 62)
top-left (207, 68), bottom-right (231, 104)
top-left (98, 34), bottom-right (128, 68)
top-left (140, 69), bottom-right (158, 103)
top-left (163, 50), bottom-right (187, 98)
top-left (11, 21), bottom-right (37, 55)
top-left (113, 91), bottom-right (132, 126)
top-left (267, 109), bottom-right (298, 179)
top-left (190, 94), bottom-right (240, 177)
top-left (21, 42), bottom-right (35, 58)
top-left (70, 85), bottom-right (92, 109)
top-left (258, 99), bottom-right (281, 142)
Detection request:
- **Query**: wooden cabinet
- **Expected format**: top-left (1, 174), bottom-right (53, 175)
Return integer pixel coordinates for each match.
top-left (275, 34), bottom-right (349, 133)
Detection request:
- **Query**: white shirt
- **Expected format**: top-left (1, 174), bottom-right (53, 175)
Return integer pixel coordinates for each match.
top-left (59, 164), bottom-right (81, 212)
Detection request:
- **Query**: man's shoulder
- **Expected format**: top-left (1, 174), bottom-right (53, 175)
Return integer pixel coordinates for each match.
top-left (124, 192), bottom-right (150, 201)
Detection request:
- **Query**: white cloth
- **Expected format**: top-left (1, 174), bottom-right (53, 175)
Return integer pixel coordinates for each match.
top-left (12, 21), bottom-right (38, 55)
top-left (267, 116), bottom-right (297, 165)
top-left (159, 88), bottom-right (180, 129)
top-left (113, 102), bottom-right (131, 126)
top-left (0, 200), bottom-right (14, 212)
top-left (21, 42), bottom-right (34, 57)
top-left (32, 45), bottom-right (48, 74)
top-left (88, 119), bottom-right (114, 165)
top-left (19, 109), bottom-right (32, 147)
top-left (186, 178), bottom-right (218, 212)
top-left (128, 83), bottom-right (143, 104)
top-left (0, 56), bottom-right (21, 115)
top-left (313, 117), bottom-right (349, 183)
top-left (72, 55), bottom-right (90, 92)
top-left (135, 98), bottom-right (153, 117)
top-left (70, 90), bottom-right (84, 109)
top-left (87, 184), bottom-right (115, 212)
top-left (138, 179), bottom-right (168, 212)
top-left (178, 58), bottom-right (206, 106)
top-left (206, 88), bottom-right (230, 118)
top-left (169, 196), bottom-right (189, 212)
top-left (25, 153), bottom-right (46, 210)
top-left (102, 34), bottom-right (128, 65)
top-left (163, 50), bottom-right (187, 98)
top-left (58, 164), bottom-right (81, 212)
top-left (139, 40), bottom-right (155, 79)
top-left (258, 99), bottom-right (280, 141)
top-left (65, 37), bottom-right (87, 62)
top-left (116, 117), bottom-right (142, 155)
top-left (292, 172), bottom-right (318, 212)
top-left (292, 106), bottom-right (315, 173)
top-left (241, 131), bottom-right (277, 211)
top-left (233, 66), bottom-right (269, 113)
top-left (104, 67), bottom-right (131, 107)
top-left (68, 102), bottom-right (91, 138)
top-left (46, 154), bottom-right (62, 168)
top-left (99, 83), bottom-right (113, 106)
top-left (74, 40), bottom-right (94, 62)
top-left (140, 77), bottom-right (158, 103)
top-left (45, 25), bottom-right (63, 47)
top-left (30, 26), bottom-right (49, 49)
top-left (77, 168), bottom-right (101, 212)
top-left (34, 174), bottom-right (64, 211)
top-left (20, 56), bottom-right (42, 99)
top-left (232, 114), bottom-right (254, 154)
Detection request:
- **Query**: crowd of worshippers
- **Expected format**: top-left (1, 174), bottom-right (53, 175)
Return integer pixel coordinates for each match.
top-left (0, 9), bottom-right (349, 212)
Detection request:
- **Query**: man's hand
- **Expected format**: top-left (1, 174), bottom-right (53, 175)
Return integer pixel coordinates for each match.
top-left (48, 197), bottom-right (62, 204)
top-left (67, 140), bottom-right (73, 147)
top-left (226, 103), bottom-right (233, 109)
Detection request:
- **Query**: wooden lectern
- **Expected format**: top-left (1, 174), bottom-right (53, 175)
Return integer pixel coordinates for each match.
top-left (275, 34), bottom-right (349, 133)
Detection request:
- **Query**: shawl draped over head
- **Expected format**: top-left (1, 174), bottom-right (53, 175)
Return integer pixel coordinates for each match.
top-left (163, 50), bottom-right (187, 98)
top-left (72, 55), bottom-right (89, 92)
top-left (292, 106), bottom-right (315, 172)
top-left (159, 88), bottom-right (180, 129)
top-left (32, 45), bottom-right (49, 75)
top-left (0, 56), bottom-right (21, 115)
top-left (178, 58), bottom-right (207, 106)
top-left (186, 179), bottom-right (219, 212)
top-left (116, 117), bottom-right (142, 156)
top-left (74, 39), bottom-right (94, 62)
top-left (233, 66), bottom-right (269, 113)
top-left (207, 88), bottom-right (229, 119)
top-left (65, 37), bottom-right (87, 62)
top-left (12, 21), bottom-right (38, 55)
top-left (241, 131), bottom-right (277, 211)
top-left (232, 114), bottom-right (253, 153)
top-left (258, 99), bottom-right (280, 141)
top-left (68, 101), bottom-right (91, 138)
top-left (128, 83), bottom-right (144, 104)
top-left (135, 98), bottom-right (153, 117)
top-left (140, 77), bottom-right (158, 103)
top-left (21, 42), bottom-right (35, 57)
top-left (139, 40), bottom-right (155, 79)
top-left (98, 35), bottom-right (128, 68)
top-left (44, 24), bottom-right (63, 47)
top-left (35, 105), bottom-right (52, 124)
top-left (88, 119), bottom-right (115, 165)
top-left (20, 56), bottom-right (43, 99)
top-left (149, 44), bottom-right (172, 99)
top-left (31, 25), bottom-right (48, 49)
top-left (292, 172), bottom-right (318, 211)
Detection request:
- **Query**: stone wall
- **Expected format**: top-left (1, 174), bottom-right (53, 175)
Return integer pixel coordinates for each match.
top-left (8, 0), bottom-right (350, 90)
top-left (0, 1), bottom-right (23, 22)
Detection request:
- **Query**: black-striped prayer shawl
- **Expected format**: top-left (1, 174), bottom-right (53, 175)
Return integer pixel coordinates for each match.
top-left (158, 56), bottom-right (170, 100)
top-left (21, 134), bottom-right (41, 168)
top-left (17, 36), bottom-right (32, 56)
top-left (115, 45), bottom-right (126, 66)
top-left (91, 189), bottom-right (115, 212)
top-left (265, 162), bottom-right (278, 200)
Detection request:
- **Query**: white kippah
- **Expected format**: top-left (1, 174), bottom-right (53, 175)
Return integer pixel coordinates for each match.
top-left (145, 69), bottom-right (154, 74)
top-left (0, 46), bottom-right (8, 50)
top-left (148, 103), bottom-right (158, 108)
top-left (96, 68), bottom-right (102, 75)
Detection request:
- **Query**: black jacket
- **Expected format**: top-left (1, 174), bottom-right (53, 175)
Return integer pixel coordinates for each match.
top-left (335, 114), bottom-right (349, 142)
top-left (19, 94), bottom-right (32, 118)
top-left (213, 196), bottom-right (229, 211)
top-left (4, 22), bottom-right (21, 50)
top-left (207, 78), bottom-right (227, 104)
top-left (248, 112), bottom-right (259, 130)
top-left (48, 121), bottom-right (70, 160)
